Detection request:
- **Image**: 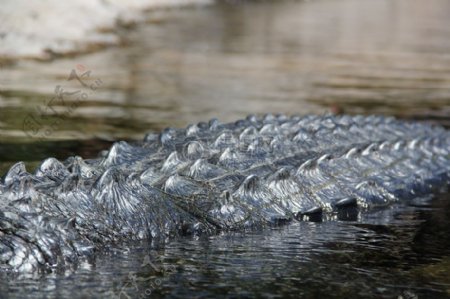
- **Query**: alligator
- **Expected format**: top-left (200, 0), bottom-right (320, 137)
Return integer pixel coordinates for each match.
top-left (0, 114), bottom-right (449, 272)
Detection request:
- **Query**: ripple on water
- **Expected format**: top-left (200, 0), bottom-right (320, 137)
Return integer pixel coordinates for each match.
top-left (0, 0), bottom-right (450, 298)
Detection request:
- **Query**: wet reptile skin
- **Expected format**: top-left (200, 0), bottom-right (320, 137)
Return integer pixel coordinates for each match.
top-left (0, 114), bottom-right (449, 272)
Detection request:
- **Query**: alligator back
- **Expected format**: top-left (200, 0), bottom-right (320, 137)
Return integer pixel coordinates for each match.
top-left (0, 114), bottom-right (449, 271)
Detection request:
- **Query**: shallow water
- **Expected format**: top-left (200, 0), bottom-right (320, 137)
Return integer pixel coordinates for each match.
top-left (0, 0), bottom-right (450, 298)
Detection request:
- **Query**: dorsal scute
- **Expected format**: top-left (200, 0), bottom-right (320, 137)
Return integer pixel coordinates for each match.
top-left (35, 157), bottom-right (70, 181)
top-left (3, 162), bottom-right (27, 185)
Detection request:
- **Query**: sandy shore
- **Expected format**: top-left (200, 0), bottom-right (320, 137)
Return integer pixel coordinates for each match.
top-left (0, 0), bottom-right (212, 61)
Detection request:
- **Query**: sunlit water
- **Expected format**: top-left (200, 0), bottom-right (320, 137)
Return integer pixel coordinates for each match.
top-left (0, 0), bottom-right (450, 298)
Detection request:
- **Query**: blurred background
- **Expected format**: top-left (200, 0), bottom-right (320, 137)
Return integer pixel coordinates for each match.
top-left (1, 0), bottom-right (450, 171)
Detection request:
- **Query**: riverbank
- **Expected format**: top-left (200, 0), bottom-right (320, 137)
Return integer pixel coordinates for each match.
top-left (0, 0), bottom-right (212, 62)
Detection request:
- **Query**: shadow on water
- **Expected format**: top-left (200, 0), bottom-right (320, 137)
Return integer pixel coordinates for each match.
top-left (0, 0), bottom-right (450, 298)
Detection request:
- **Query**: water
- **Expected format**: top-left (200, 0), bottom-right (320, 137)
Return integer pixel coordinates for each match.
top-left (1, 195), bottom-right (449, 298)
top-left (0, 0), bottom-right (450, 297)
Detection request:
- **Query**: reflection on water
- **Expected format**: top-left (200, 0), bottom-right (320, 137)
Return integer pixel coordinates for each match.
top-left (1, 0), bottom-right (450, 145)
top-left (0, 0), bottom-right (450, 298)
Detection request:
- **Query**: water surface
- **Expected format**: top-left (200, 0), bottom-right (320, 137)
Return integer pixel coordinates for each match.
top-left (0, 0), bottom-right (450, 298)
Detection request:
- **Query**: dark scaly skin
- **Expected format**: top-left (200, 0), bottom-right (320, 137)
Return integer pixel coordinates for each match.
top-left (0, 114), bottom-right (449, 272)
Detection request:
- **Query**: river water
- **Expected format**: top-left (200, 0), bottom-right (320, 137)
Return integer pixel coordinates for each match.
top-left (0, 0), bottom-right (450, 298)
